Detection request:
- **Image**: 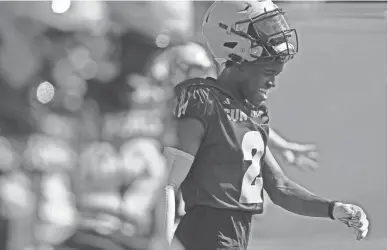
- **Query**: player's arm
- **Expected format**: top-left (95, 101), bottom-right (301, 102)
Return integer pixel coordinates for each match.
top-left (163, 117), bottom-right (205, 242)
top-left (262, 147), bottom-right (369, 240)
top-left (262, 146), bottom-right (331, 217)
top-left (161, 83), bottom-right (210, 242)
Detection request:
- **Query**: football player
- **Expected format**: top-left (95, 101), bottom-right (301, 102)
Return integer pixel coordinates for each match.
top-left (163, 1), bottom-right (369, 250)
top-left (153, 38), bottom-right (318, 229)
top-left (155, 40), bottom-right (319, 171)
top-left (0, 1), bottom-right (193, 250)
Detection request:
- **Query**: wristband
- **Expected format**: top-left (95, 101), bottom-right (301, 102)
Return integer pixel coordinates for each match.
top-left (328, 200), bottom-right (339, 220)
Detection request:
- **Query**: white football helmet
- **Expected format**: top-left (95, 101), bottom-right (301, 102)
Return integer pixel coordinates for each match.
top-left (202, 0), bottom-right (298, 64)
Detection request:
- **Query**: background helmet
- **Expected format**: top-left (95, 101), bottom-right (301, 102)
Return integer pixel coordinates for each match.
top-left (108, 1), bottom-right (194, 47)
top-left (149, 42), bottom-right (218, 86)
top-left (2, 1), bottom-right (194, 46)
top-left (202, 0), bottom-right (298, 64)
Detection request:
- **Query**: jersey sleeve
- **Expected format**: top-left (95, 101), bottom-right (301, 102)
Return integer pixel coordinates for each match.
top-left (172, 82), bottom-right (217, 130)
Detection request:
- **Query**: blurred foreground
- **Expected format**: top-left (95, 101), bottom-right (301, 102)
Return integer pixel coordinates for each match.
top-left (0, 1), bottom-right (386, 250)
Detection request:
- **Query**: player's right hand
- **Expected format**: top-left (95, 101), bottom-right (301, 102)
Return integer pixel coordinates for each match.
top-left (282, 143), bottom-right (319, 171)
top-left (332, 202), bottom-right (369, 240)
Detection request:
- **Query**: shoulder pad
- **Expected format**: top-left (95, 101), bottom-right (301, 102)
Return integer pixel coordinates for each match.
top-left (173, 78), bottom-right (218, 121)
top-left (174, 77), bottom-right (216, 92)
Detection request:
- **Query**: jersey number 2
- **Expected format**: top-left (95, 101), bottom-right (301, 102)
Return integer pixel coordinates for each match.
top-left (239, 131), bottom-right (265, 204)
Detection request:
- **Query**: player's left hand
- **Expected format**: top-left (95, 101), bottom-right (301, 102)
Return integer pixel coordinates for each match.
top-left (332, 202), bottom-right (369, 240)
top-left (282, 143), bottom-right (319, 171)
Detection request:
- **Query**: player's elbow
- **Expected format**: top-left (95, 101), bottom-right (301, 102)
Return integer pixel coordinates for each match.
top-left (264, 175), bottom-right (289, 206)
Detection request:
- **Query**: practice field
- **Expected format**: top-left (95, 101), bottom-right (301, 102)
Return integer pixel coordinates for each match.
top-left (2, 2), bottom-right (386, 250)
top-left (243, 2), bottom-right (387, 250)
top-left (249, 237), bottom-right (387, 250)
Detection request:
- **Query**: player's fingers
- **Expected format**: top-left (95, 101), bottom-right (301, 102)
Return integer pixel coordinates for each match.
top-left (335, 204), bottom-right (355, 221)
top-left (298, 144), bottom-right (317, 152)
top-left (349, 206), bottom-right (366, 221)
top-left (359, 217), bottom-right (369, 231)
top-left (357, 228), bottom-right (368, 241)
top-left (279, 151), bottom-right (314, 172)
top-left (287, 156), bottom-right (309, 172)
top-left (295, 155), bottom-right (319, 171)
top-left (349, 217), bottom-right (368, 231)
top-left (295, 164), bottom-right (309, 172)
top-left (307, 151), bottom-right (319, 161)
top-left (356, 207), bottom-right (367, 219)
top-left (342, 207), bottom-right (369, 240)
top-left (305, 158), bottom-right (319, 170)
top-left (282, 150), bottom-right (295, 164)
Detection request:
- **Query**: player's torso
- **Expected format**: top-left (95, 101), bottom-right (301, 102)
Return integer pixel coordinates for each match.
top-left (180, 79), bottom-right (270, 213)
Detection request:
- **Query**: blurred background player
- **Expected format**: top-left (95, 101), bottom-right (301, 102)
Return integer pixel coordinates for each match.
top-left (0, 1), bottom-right (193, 250)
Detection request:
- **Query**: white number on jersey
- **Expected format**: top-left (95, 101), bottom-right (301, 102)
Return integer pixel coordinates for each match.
top-left (239, 131), bottom-right (265, 204)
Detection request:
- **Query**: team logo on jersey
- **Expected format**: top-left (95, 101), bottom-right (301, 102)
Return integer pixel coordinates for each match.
top-left (224, 108), bottom-right (266, 122)
top-left (224, 108), bottom-right (248, 122)
top-left (250, 110), bottom-right (265, 119)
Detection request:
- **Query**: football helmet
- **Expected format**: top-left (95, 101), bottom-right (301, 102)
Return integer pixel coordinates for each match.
top-left (202, 0), bottom-right (298, 63)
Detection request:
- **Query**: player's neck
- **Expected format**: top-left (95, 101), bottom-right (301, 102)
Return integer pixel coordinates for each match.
top-left (217, 68), bottom-right (246, 104)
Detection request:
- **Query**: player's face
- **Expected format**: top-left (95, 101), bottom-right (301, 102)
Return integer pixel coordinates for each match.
top-left (238, 60), bottom-right (284, 105)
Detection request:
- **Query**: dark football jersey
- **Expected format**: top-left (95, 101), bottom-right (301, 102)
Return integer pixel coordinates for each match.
top-left (173, 77), bottom-right (270, 214)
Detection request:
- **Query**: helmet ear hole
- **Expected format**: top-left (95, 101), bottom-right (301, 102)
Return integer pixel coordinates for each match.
top-left (223, 42), bottom-right (238, 49)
